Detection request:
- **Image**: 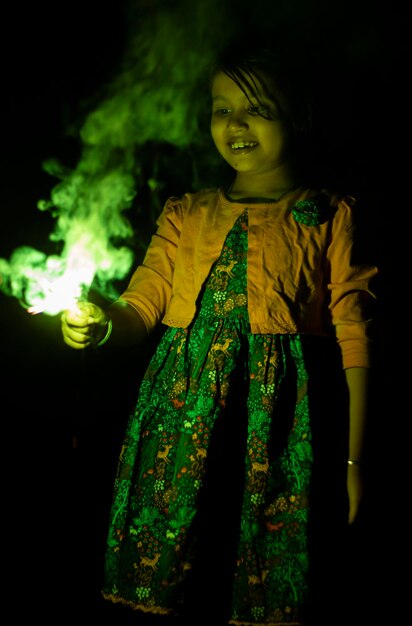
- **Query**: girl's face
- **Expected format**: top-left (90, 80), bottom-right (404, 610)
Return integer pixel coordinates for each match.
top-left (210, 70), bottom-right (291, 179)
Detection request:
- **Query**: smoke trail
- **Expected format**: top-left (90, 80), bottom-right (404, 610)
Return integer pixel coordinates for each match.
top-left (0, 0), bottom-right (389, 316)
top-left (0, 0), bottom-right (232, 315)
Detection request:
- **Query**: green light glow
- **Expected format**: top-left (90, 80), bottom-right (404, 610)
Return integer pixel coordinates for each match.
top-left (0, 164), bottom-right (136, 315)
top-left (0, 0), bottom-right (236, 315)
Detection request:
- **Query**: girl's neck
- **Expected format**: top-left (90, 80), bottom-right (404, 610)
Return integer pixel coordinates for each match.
top-left (227, 174), bottom-right (302, 201)
top-left (227, 167), bottom-right (302, 200)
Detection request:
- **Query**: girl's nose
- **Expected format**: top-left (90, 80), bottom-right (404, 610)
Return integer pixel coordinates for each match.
top-left (227, 112), bottom-right (249, 129)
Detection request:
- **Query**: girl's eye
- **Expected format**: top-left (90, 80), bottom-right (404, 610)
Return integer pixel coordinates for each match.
top-left (213, 107), bottom-right (231, 116)
top-left (249, 105), bottom-right (270, 116)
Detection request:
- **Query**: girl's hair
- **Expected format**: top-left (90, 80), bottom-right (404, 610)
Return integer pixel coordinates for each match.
top-left (210, 35), bottom-right (314, 137)
top-left (209, 31), bottom-right (359, 191)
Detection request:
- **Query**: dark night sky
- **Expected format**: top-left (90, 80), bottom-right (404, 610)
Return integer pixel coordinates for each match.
top-left (0, 1), bottom-right (404, 622)
top-left (1, 1), bottom-right (401, 421)
top-left (1, 1), bottom-right (133, 451)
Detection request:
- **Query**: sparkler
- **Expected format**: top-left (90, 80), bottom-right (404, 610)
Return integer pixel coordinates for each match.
top-left (0, 160), bottom-right (137, 316)
top-left (0, 0), bottom-right (227, 318)
top-left (18, 240), bottom-right (95, 315)
top-left (0, 221), bottom-right (133, 317)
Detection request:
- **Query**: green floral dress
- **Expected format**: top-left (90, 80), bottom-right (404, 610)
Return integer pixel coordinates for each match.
top-left (102, 210), bottom-right (316, 625)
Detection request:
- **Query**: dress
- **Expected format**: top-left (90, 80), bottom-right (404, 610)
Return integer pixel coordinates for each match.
top-left (102, 209), bottom-right (348, 625)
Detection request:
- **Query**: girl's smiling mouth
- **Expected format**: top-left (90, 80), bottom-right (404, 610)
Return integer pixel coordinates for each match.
top-left (229, 141), bottom-right (259, 153)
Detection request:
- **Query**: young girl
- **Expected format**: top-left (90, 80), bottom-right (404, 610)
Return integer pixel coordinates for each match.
top-left (61, 38), bottom-right (378, 626)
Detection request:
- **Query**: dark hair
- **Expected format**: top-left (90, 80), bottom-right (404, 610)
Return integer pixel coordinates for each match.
top-left (210, 36), bottom-right (314, 137)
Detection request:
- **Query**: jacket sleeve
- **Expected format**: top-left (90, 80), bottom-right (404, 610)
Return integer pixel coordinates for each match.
top-left (327, 196), bottom-right (378, 369)
top-left (118, 195), bottom-right (187, 333)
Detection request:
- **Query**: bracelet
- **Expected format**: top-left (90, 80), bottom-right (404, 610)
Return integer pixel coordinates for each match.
top-left (347, 458), bottom-right (363, 466)
top-left (96, 317), bottom-right (112, 347)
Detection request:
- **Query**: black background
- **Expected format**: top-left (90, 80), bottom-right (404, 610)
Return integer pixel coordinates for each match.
top-left (0, 1), bottom-right (403, 623)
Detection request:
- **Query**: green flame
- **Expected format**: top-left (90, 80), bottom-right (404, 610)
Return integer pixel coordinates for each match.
top-left (0, 162), bottom-right (136, 315)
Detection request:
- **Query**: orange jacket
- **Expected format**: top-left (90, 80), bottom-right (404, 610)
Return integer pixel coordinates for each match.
top-left (120, 187), bottom-right (378, 369)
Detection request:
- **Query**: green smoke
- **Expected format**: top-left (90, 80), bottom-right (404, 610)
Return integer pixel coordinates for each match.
top-left (0, 0), bottom-right (231, 315)
top-left (0, 153), bottom-right (137, 314)
top-left (0, 0), bottom-right (387, 315)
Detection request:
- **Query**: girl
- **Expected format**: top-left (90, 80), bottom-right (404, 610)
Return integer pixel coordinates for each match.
top-left (61, 38), bottom-right (378, 626)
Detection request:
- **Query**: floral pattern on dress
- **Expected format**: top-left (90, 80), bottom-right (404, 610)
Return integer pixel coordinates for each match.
top-left (102, 210), bottom-right (313, 625)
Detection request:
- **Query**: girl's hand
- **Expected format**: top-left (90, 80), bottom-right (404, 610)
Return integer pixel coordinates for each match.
top-left (61, 301), bottom-right (108, 350)
top-left (347, 463), bottom-right (365, 524)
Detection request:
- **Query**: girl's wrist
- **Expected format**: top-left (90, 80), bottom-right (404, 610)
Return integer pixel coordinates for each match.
top-left (347, 458), bottom-right (363, 467)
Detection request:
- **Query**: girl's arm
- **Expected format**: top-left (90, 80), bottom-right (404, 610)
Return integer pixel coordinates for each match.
top-left (345, 366), bottom-right (370, 524)
top-left (105, 299), bottom-right (148, 347)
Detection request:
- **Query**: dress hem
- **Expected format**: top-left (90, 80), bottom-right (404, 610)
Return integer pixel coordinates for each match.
top-left (102, 594), bottom-right (306, 625)
top-left (101, 593), bottom-right (176, 616)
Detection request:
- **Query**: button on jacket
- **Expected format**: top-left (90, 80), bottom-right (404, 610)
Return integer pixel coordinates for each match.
top-left (120, 186), bottom-right (378, 370)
